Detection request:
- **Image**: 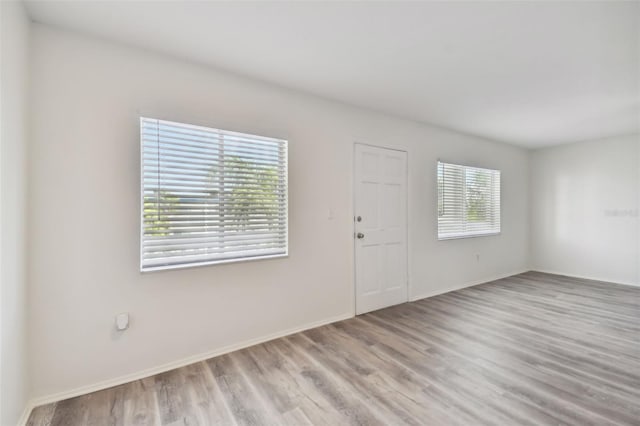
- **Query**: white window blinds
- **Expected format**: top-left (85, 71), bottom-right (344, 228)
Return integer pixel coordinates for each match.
top-left (437, 161), bottom-right (500, 240)
top-left (141, 117), bottom-right (288, 271)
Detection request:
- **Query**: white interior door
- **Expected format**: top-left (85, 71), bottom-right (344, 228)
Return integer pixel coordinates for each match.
top-left (354, 143), bottom-right (408, 315)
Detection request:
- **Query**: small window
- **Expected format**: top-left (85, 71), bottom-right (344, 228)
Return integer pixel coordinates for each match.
top-left (437, 161), bottom-right (500, 240)
top-left (141, 117), bottom-right (288, 271)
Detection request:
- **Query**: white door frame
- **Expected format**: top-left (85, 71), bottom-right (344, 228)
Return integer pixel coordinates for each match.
top-left (353, 142), bottom-right (409, 314)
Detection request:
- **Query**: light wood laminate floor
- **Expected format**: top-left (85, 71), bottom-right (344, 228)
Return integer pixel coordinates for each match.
top-left (27, 272), bottom-right (640, 426)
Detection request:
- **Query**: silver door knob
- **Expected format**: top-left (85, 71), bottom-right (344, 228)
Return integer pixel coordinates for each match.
top-left (356, 232), bottom-right (365, 239)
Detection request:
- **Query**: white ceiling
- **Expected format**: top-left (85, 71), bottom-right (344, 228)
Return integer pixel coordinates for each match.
top-left (24, 0), bottom-right (640, 148)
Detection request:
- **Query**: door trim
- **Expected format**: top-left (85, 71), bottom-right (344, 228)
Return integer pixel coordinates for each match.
top-left (352, 142), bottom-right (409, 315)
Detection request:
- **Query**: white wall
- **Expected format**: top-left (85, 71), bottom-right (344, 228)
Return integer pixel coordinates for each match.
top-left (530, 134), bottom-right (639, 286)
top-left (0, 1), bottom-right (30, 424)
top-left (28, 24), bottom-right (529, 400)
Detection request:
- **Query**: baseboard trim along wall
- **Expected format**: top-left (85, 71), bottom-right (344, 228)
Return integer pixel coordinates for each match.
top-left (409, 269), bottom-right (530, 302)
top-left (17, 403), bottom-right (36, 426)
top-left (22, 311), bottom-right (354, 423)
top-left (17, 401), bottom-right (42, 426)
top-left (530, 269), bottom-right (639, 288)
top-left (22, 269), bottom-right (532, 423)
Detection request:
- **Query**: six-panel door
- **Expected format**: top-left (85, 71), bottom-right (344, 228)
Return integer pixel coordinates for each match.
top-left (354, 143), bottom-right (408, 314)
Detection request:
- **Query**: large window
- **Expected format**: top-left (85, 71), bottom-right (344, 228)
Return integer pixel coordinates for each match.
top-left (437, 161), bottom-right (500, 240)
top-left (141, 117), bottom-right (288, 271)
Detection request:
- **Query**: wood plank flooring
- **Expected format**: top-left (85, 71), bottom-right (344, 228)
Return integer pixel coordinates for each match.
top-left (27, 272), bottom-right (640, 425)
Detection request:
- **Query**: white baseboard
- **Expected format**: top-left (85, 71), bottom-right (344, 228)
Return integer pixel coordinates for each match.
top-left (409, 269), bottom-right (529, 302)
top-left (22, 311), bottom-right (354, 423)
top-left (529, 269), bottom-right (639, 288)
top-left (19, 268), bottom-right (637, 424)
top-left (17, 401), bottom-right (36, 426)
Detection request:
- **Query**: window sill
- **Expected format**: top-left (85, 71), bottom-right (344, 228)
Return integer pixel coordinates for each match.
top-left (141, 253), bottom-right (288, 273)
top-left (438, 231), bottom-right (501, 241)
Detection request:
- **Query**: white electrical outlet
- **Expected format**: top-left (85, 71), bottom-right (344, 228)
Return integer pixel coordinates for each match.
top-left (115, 313), bottom-right (129, 331)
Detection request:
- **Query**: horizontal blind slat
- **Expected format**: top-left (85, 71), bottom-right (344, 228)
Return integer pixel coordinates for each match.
top-left (143, 248), bottom-right (286, 268)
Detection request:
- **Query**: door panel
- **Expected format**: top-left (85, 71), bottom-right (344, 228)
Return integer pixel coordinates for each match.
top-left (354, 144), bottom-right (408, 314)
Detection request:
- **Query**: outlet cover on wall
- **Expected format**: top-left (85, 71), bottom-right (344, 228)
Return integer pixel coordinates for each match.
top-left (115, 313), bottom-right (129, 331)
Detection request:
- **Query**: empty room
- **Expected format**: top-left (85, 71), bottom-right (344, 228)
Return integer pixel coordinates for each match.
top-left (1, 0), bottom-right (639, 425)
